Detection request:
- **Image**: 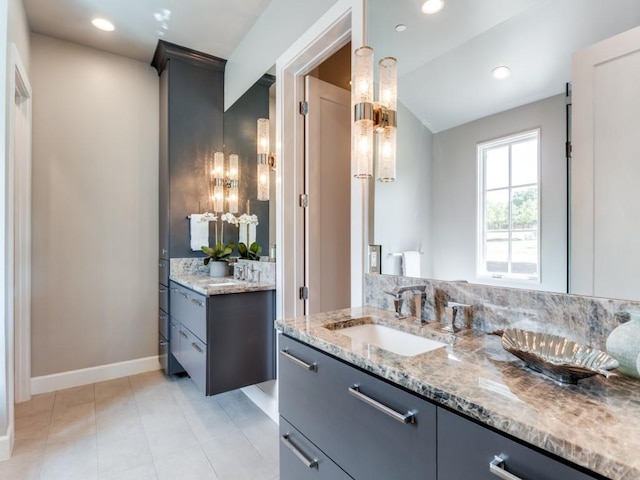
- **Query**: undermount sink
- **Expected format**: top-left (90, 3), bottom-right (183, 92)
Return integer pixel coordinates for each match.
top-left (336, 323), bottom-right (446, 357)
top-left (207, 278), bottom-right (243, 286)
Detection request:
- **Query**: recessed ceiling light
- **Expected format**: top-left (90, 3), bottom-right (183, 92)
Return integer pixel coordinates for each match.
top-left (421, 0), bottom-right (444, 15)
top-left (491, 65), bottom-right (511, 80)
top-left (91, 18), bottom-right (115, 32)
top-left (395, 24), bottom-right (407, 32)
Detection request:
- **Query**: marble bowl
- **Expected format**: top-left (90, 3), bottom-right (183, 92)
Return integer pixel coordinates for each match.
top-left (501, 328), bottom-right (619, 384)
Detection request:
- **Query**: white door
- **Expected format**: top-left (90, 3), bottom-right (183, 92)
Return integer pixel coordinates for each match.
top-left (304, 76), bottom-right (351, 314)
top-left (571, 25), bottom-right (640, 300)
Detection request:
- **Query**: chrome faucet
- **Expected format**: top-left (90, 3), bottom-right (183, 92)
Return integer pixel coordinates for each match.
top-left (384, 285), bottom-right (428, 323)
top-left (442, 301), bottom-right (472, 333)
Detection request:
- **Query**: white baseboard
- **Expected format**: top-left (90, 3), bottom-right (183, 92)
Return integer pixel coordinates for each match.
top-left (30, 356), bottom-right (161, 395)
top-left (241, 380), bottom-right (279, 424)
top-left (0, 424), bottom-right (15, 462)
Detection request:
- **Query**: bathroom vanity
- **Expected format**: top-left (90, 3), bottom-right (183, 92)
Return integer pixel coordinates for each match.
top-left (167, 274), bottom-right (276, 395)
top-left (277, 307), bottom-right (640, 480)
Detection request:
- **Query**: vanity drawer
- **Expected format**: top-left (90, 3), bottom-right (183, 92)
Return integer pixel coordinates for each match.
top-left (159, 284), bottom-right (169, 313)
top-left (169, 281), bottom-right (207, 342)
top-left (158, 310), bottom-right (169, 339)
top-left (179, 324), bottom-right (207, 394)
top-left (159, 259), bottom-right (169, 287)
top-left (279, 417), bottom-right (353, 480)
top-left (170, 318), bottom-right (181, 362)
top-left (279, 335), bottom-right (437, 480)
top-left (437, 408), bottom-right (598, 480)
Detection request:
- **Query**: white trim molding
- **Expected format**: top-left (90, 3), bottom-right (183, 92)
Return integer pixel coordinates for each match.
top-left (30, 356), bottom-right (161, 395)
top-left (0, 423), bottom-right (14, 461)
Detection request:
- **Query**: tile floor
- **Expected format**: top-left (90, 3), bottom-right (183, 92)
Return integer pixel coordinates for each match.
top-left (1, 371), bottom-right (280, 480)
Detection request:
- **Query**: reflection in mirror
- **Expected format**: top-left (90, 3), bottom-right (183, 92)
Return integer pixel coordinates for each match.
top-left (367, 0), bottom-right (640, 295)
top-left (222, 73), bottom-right (275, 254)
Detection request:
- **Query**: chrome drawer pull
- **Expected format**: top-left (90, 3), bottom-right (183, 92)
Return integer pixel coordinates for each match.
top-left (348, 385), bottom-right (415, 424)
top-left (179, 292), bottom-right (189, 299)
top-left (170, 287), bottom-right (178, 293)
top-left (179, 331), bottom-right (188, 339)
top-left (159, 340), bottom-right (168, 346)
top-left (279, 349), bottom-right (317, 371)
top-left (159, 288), bottom-right (167, 294)
top-left (281, 434), bottom-right (318, 469)
top-left (191, 342), bottom-right (203, 353)
top-left (191, 298), bottom-right (204, 308)
top-left (489, 455), bottom-right (523, 480)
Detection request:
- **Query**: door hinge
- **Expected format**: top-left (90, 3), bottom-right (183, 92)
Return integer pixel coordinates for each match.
top-left (566, 141), bottom-right (572, 159)
top-left (299, 286), bottom-right (309, 300)
top-left (299, 101), bottom-right (309, 115)
top-left (299, 194), bottom-right (309, 208)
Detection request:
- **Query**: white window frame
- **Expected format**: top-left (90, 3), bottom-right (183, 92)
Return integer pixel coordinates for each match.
top-left (477, 129), bottom-right (541, 284)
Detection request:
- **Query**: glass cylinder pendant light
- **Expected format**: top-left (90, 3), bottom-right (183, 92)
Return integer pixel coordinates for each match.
top-left (257, 118), bottom-right (270, 201)
top-left (353, 46), bottom-right (375, 178)
top-left (227, 154), bottom-right (239, 213)
top-left (212, 152), bottom-right (225, 212)
top-left (377, 57), bottom-right (398, 182)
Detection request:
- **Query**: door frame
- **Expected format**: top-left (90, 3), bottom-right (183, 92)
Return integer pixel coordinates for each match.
top-left (275, 0), bottom-right (366, 320)
top-left (9, 43), bottom-right (32, 405)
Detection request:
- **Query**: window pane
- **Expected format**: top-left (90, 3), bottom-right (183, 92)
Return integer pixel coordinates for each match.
top-left (485, 146), bottom-right (509, 189)
top-left (511, 139), bottom-right (537, 186)
top-left (485, 232), bottom-right (508, 273)
top-left (486, 189), bottom-right (509, 230)
top-left (512, 231), bottom-right (538, 275)
top-left (511, 186), bottom-right (538, 229)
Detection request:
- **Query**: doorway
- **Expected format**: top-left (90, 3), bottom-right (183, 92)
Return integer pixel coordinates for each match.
top-left (304, 44), bottom-right (352, 314)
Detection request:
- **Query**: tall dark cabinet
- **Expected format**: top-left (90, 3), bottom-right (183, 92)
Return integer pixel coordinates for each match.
top-left (152, 41), bottom-right (226, 374)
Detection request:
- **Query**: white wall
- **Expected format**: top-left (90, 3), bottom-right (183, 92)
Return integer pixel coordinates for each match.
top-left (432, 94), bottom-right (567, 292)
top-left (373, 101), bottom-right (433, 277)
top-left (30, 34), bottom-right (159, 377)
top-left (224, 0), bottom-right (339, 110)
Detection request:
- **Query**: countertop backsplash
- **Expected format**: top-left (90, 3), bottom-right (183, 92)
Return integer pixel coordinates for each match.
top-left (170, 257), bottom-right (210, 276)
top-left (365, 273), bottom-right (638, 351)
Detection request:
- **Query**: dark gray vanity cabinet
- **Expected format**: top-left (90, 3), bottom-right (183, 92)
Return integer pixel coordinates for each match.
top-left (279, 335), bottom-right (437, 480)
top-left (170, 281), bottom-right (275, 395)
top-left (437, 408), bottom-right (599, 480)
top-left (151, 41), bottom-right (226, 374)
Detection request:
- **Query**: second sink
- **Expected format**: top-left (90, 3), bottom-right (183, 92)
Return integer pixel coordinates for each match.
top-left (337, 323), bottom-right (446, 357)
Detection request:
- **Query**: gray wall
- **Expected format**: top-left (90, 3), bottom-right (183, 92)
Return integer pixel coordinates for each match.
top-left (373, 101), bottom-right (433, 277)
top-left (432, 94), bottom-right (567, 292)
top-left (31, 34), bottom-right (159, 376)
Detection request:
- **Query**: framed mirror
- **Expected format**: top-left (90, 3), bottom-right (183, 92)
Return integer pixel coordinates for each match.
top-left (367, 0), bottom-right (640, 297)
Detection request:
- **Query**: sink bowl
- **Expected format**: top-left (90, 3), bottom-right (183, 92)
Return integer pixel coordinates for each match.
top-left (206, 278), bottom-right (244, 287)
top-left (336, 323), bottom-right (446, 357)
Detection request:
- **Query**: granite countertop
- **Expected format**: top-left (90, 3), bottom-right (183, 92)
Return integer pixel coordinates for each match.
top-left (170, 273), bottom-right (275, 296)
top-left (276, 306), bottom-right (640, 480)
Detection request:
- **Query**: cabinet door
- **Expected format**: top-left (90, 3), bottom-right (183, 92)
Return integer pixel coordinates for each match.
top-left (438, 408), bottom-right (598, 480)
top-left (159, 284), bottom-right (169, 313)
top-left (279, 335), bottom-right (437, 480)
top-left (280, 417), bottom-right (353, 480)
top-left (170, 319), bottom-right (181, 362)
top-left (159, 260), bottom-right (169, 287)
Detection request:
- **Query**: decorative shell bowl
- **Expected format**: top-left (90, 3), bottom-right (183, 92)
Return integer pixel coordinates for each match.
top-left (501, 328), bottom-right (619, 384)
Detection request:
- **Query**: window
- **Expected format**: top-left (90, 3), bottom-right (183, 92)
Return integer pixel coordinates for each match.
top-left (478, 130), bottom-right (539, 281)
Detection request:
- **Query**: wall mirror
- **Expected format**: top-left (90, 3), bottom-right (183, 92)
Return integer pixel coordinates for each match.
top-left (367, 0), bottom-right (640, 297)
top-left (221, 72), bottom-right (275, 254)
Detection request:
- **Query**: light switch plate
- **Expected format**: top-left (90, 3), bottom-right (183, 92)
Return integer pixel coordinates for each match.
top-left (369, 245), bottom-right (381, 274)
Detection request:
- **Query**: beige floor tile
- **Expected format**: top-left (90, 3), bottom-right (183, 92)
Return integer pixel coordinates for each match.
top-left (95, 377), bottom-right (134, 405)
top-left (239, 416), bottom-right (280, 474)
top-left (14, 392), bottom-right (55, 419)
top-left (202, 430), bottom-right (277, 480)
top-left (40, 436), bottom-right (98, 480)
top-left (52, 384), bottom-right (95, 418)
top-left (98, 426), bottom-right (153, 477)
top-left (47, 401), bottom-right (96, 444)
top-left (143, 415), bottom-right (199, 459)
top-left (99, 462), bottom-right (158, 480)
top-left (0, 453), bottom-right (43, 480)
top-left (15, 410), bottom-right (51, 441)
top-left (154, 444), bottom-right (219, 480)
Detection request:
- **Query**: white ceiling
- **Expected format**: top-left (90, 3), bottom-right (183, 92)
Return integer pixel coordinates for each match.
top-left (369, 0), bottom-right (640, 133)
top-left (23, 0), bottom-right (272, 63)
